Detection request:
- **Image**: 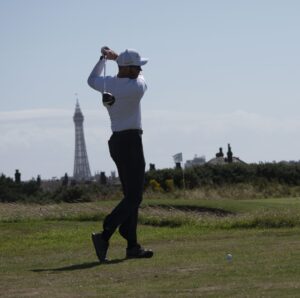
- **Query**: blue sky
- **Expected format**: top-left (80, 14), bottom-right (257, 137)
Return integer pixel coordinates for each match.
top-left (1, 0), bottom-right (300, 180)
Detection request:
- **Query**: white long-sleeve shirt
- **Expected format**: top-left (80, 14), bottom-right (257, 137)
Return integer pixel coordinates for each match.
top-left (88, 59), bottom-right (147, 132)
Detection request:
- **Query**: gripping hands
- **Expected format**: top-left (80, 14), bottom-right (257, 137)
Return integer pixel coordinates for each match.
top-left (101, 46), bottom-right (118, 60)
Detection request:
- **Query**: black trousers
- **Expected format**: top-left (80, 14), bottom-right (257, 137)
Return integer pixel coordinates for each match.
top-left (103, 130), bottom-right (145, 246)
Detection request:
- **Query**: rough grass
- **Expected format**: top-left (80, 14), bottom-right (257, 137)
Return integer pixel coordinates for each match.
top-left (1, 197), bottom-right (300, 229)
top-left (1, 196), bottom-right (300, 297)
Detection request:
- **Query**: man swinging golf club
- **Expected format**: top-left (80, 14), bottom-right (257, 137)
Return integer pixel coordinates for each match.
top-left (87, 46), bottom-right (153, 262)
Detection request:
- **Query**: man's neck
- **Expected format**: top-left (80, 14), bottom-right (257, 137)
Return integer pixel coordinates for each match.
top-left (117, 73), bottom-right (137, 79)
top-left (117, 73), bottom-right (128, 78)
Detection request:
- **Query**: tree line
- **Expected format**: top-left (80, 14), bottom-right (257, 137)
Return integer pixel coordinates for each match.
top-left (145, 162), bottom-right (300, 190)
top-left (1, 162), bottom-right (300, 202)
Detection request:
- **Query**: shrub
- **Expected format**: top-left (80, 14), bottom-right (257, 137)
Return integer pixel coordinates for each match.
top-left (0, 175), bottom-right (41, 202)
top-left (149, 179), bottom-right (163, 192)
top-left (145, 162), bottom-right (300, 190)
top-left (165, 179), bottom-right (175, 192)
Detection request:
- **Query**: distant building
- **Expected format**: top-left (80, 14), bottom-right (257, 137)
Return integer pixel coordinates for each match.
top-left (185, 155), bottom-right (206, 168)
top-left (207, 156), bottom-right (246, 165)
top-left (149, 163), bottom-right (156, 171)
top-left (94, 171), bottom-right (121, 185)
top-left (207, 144), bottom-right (246, 165)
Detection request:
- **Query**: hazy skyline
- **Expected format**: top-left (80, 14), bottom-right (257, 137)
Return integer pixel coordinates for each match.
top-left (1, 0), bottom-right (300, 180)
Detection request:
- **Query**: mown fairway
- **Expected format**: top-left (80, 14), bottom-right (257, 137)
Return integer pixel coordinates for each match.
top-left (1, 197), bottom-right (300, 297)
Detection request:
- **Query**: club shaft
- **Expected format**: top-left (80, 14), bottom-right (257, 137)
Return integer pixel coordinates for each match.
top-left (103, 57), bottom-right (107, 92)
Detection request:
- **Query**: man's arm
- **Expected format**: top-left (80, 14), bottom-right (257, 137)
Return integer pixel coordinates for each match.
top-left (87, 47), bottom-right (118, 92)
top-left (87, 57), bottom-right (105, 91)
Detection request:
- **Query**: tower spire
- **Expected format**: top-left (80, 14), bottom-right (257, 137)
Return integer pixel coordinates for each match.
top-left (75, 93), bottom-right (79, 106)
top-left (73, 100), bottom-right (92, 181)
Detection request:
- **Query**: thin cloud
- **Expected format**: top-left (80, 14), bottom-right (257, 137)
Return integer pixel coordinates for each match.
top-left (1, 108), bottom-right (299, 179)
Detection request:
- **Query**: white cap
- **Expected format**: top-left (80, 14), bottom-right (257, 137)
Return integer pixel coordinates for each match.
top-left (116, 49), bottom-right (148, 67)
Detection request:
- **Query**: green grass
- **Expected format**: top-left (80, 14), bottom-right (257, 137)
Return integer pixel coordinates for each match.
top-left (1, 197), bottom-right (300, 297)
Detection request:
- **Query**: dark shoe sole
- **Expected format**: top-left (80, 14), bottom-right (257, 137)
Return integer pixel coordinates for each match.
top-left (91, 233), bottom-right (109, 263)
top-left (127, 250), bottom-right (154, 259)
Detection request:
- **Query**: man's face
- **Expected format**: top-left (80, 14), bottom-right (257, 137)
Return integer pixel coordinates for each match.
top-left (128, 66), bottom-right (142, 79)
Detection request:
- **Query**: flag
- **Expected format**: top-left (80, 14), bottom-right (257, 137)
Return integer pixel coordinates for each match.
top-left (173, 152), bottom-right (183, 163)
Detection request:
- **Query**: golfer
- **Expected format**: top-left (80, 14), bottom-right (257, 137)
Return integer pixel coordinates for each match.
top-left (87, 47), bottom-right (153, 262)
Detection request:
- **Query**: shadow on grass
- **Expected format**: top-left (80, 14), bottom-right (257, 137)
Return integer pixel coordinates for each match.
top-left (32, 258), bottom-right (126, 272)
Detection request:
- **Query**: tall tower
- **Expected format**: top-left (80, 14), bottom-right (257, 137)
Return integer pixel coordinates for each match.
top-left (73, 100), bottom-right (92, 180)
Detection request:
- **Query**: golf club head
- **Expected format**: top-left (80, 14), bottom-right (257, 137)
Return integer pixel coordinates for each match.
top-left (102, 92), bottom-right (115, 107)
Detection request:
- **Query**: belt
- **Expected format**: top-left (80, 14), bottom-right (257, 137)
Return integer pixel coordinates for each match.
top-left (112, 129), bottom-right (143, 136)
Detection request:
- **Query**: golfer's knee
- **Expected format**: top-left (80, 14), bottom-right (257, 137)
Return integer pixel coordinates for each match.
top-left (124, 196), bottom-right (142, 209)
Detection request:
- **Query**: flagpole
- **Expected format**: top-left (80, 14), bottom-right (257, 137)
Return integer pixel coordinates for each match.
top-left (182, 166), bottom-right (186, 190)
top-left (173, 152), bottom-right (185, 190)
